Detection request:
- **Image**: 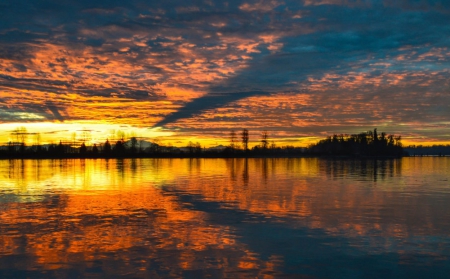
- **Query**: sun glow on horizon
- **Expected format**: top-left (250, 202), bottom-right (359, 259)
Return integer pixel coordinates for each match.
top-left (0, 122), bottom-right (175, 146)
top-left (1, 121), bottom-right (450, 149)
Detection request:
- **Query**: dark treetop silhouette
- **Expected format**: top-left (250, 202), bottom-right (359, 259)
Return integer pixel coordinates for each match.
top-left (0, 128), bottom-right (405, 159)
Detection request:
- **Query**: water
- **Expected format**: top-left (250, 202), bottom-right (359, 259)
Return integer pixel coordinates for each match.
top-left (0, 158), bottom-right (449, 278)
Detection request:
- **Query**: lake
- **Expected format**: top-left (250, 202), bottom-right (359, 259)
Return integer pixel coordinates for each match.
top-left (0, 158), bottom-right (449, 278)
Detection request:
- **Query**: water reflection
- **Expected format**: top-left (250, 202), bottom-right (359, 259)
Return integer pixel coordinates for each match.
top-left (0, 158), bottom-right (450, 278)
top-left (243, 158), bottom-right (249, 187)
top-left (319, 159), bottom-right (402, 182)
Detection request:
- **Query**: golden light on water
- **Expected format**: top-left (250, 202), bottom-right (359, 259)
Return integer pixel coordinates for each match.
top-left (1, 158), bottom-right (450, 277)
top-left (1, 158), bottom-right (446, 235)
top-left (2, 1), bottom-right (450, 277)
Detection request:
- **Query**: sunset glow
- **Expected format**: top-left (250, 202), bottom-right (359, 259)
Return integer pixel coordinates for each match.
top-left (1, 1), bottom-right (450, 147)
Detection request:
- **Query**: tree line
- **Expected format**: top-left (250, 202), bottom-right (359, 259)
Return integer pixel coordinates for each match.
top-left (0, 127), bottom-right (404, 158)
top-left (403, 144), bottom-right (450, 156)
top-left (307, 129), bottom-right (404, 157)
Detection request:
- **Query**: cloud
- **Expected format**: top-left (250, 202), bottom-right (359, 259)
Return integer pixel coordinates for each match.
top-left (152, 0), bottom-right (450, 128)
top-left (154, 91), bottom-right (269, 127)
top-left (1, 0), bottom-right (450, 143)
top-left (46, 102), bottom-right (66, 122)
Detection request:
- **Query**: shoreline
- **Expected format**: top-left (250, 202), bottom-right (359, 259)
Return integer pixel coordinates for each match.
top-left (0, 154), bottom-right (417, 160)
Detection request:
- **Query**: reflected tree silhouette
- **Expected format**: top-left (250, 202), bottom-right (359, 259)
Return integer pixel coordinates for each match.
top-left (131, 158), bottom-right (137, 175)
top-left (242, 158), bottom-right (249, 188)
top-left (261, 158), bottom-right (268, 183)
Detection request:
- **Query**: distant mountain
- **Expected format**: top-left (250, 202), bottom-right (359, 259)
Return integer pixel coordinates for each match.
top-left (205, 145), bottom-right (227, 151)
top-left (123, 139), bottom-right (155, 149)
top-left (177, 145), bottom-right (227, 153)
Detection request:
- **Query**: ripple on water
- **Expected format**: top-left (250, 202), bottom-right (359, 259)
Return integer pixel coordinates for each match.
top-left (0, 158), bottom-right (450, 278)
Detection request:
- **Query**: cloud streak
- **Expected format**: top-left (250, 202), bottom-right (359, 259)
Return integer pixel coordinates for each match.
top-left (154, 91), bottom-right (270, 127)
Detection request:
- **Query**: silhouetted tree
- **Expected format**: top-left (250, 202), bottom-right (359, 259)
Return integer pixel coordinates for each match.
top-left (48, 144), bottom-right (56, 155)
top-left (195, 142), bottom-right (202, 155)
top-left (33, 133), bottom-right (41, 153)
top-left (230, 130), bottom-right (237, 150)
top-left (395, 136), bottom-right (402, 147)
top-left (79, 143), bottom-right (87, 155)
top-left (7, 141), bottom-right (14, 154)
top-left (261, 130), bottom-right (269, 150)
top-left (130, 137), bottom-right (138, 154)
top-left (186, 141), bottom-right (202, 155)
top-left (270, 141), bottom-right (276, 150)
top-left (11, 127), bottom-right (27, 146)
top-left (187, 141), bottom-right (195, 154)
top-left (92, 144), bottom-right (99, 154)
top-left (10, 127), bottom-right (28, 153)
top-left (373, 128), bottom-right (378, 142)
top-left (309, 128), bottom-right (403, 157)
top-left (57, 141), bottom-right (65, 155)
top-left (113, 139), bottom-right (126, 154)
top-left (103, 139), bottom-right (112, 154)
top-left (241, 129), bottom-right (249, 152)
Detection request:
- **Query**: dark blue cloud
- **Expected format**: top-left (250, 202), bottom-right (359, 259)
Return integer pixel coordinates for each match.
top-left (149, 1), bottom-right (450, 127)
top-left (154, 91), bottom-right (270, 127)
top-left (46, 102), bottom-right (65, 122)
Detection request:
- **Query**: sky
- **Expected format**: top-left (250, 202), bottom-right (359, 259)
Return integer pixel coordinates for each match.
top-left (1, 0), bottom-right (450, 147)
